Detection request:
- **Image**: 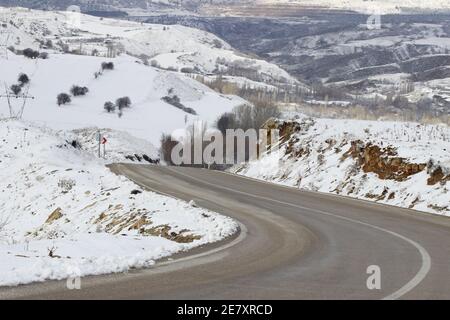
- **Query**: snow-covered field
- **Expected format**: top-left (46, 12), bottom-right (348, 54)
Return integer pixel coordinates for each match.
top-left (0, 120), bottom-right (238, 286)
top-left (0, 52), bottom-right (245, 147)
top-left (233, 115), bottom-right (450, 216)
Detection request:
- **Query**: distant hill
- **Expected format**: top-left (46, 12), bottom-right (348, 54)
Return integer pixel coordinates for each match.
top-left (2, 0), bottom-right (450, 14)
top-left (0, 0), bottom-right (149, 11)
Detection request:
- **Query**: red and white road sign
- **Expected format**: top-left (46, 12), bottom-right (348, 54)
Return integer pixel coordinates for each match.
top-left (101, 137), bottom-right (107, 145)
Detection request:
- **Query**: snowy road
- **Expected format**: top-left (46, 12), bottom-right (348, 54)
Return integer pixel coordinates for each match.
top-left (2, 164), bottom-right (450, 299)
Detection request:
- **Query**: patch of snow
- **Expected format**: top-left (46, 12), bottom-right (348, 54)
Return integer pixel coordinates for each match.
top-left (0, 120), bottom-right (238, 286)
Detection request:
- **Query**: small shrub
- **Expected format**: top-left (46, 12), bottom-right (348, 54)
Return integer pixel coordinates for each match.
top-left (23, 48), bottom-right (40, 59)
top-left (104, 101), bottom-right (115, 113)
top-left (70, 85), bottom-right (89, 97)
top-left (45, 39), bottom-right (53, 48)
top-left (18, 73), bottom-right (29, 86)
top-left (101, 62), bottom-right (114, 71)
top-left (10, 84), bottom-right (21, 95)
top-left (212, 39), bottom-right (223, 49)
top-left (139, 54), bottom-right (150, 65)
top-left (150, 60), bottom-right (160, 68)
top-left (58, 178), bottom-right (76, 193)
top-left (116, 96), bottom-right (131, 110)
top-left (180, 67), bottom-right (194, 73)
top-left (162, 95), bottom-right (197, 115)
top-left (57, 93), bottom-right (71, 106)
top-left (38, 52), bottom-right (49, 59)
top-left (57, 41), bottom-right (69, 53)
top-left (216, 112), bottom-right (236, 135)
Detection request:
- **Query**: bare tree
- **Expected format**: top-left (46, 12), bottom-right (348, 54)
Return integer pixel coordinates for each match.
top-left (253, 102), bottom-right (281, 129)
top-left (160, 134), bottom-right (178, 165)
top-left (216, 112), bottom-right (236, 135)
top-left (234, 104), bottom-right (254, 131)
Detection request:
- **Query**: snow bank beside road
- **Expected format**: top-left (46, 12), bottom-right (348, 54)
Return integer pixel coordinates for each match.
top-left (233, 116), bottom-right (450, 216)
top-left (68, 127), bottom-right (160, 164)
top-left (0, 120), bottom-right (238, 286)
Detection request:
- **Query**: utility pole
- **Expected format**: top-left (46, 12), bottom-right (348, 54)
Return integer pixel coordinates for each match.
top-left (0, 83), bottom-right (35, 119)
top-left (0, 29), bottom-right (11, 59)
top-left (0, 8), bottom-right (11, 60)
top-left (95, 131), bottom-right (108, 158)
top-left (97, 130), bottom-right (101, 158)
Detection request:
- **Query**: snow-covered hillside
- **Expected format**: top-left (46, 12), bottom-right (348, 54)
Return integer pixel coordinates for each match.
top-left (0, 7), bottom-right (248, 286)
top-left (0, 6), bottom-right (303, 152)
top-left (0, 52), bottom-right (245, 146)
top-left (256, 0), bottom-right (450, 14)
top-left (233, 116), bottom-right (450, 216)
top-left (2, 0), bottom-right (450, 15)
top-left (0, 6), bottom-right (295, 83)
top-left (0, 120), bottom-right (238, 286)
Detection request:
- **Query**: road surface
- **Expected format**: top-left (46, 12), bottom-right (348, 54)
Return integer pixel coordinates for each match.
top-left (1, 164), bottom-right (450, 299)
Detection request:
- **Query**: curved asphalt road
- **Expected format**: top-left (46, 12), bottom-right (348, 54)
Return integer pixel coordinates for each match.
top-left (1, 164), bottom-right (450, 299)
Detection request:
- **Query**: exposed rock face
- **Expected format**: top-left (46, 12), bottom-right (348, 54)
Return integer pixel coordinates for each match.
top-left (262, 117), bottom-right (314, 154)
top-left (264, 119), bottom-right (430, 183)
top-left (140, 225), bottom-right (201, 243)
top-left (46, 208), bottom-right (63, 224)
top-left (344, 141), bottom-right (427, 181)
top-left (263, 118), bottom-right (301, 141)
top-left (427, 160), bottom-right (450, 186)
top-left (235, 116), bottom-right (449, 215)
top-left (264, 119), bottom-right (444, 185)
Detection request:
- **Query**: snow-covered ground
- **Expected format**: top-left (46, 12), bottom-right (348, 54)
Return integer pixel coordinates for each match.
top-left (0, 7), bottom-right (248, 287)
top-left (256, 0), bottom-right (450, 14)
top-left (68, 127), bottom-right (159, 164)
top-left (233, 115), bottom-right (450, 216)
top-left (0, 52), bottom-right (245, 146)
top-left (0, 6), bottom-right (295, 84)
top-left (0, 120), bottom-right (238, 286)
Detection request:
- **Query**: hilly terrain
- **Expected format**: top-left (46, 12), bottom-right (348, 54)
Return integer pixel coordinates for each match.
top-left (146, 12), bottom-right (450, 122)
top-left (0, 6), bottom-right (248, 286)
top-left (2, 0), bottom-right (450, 14)
top-left (0, 7), bottom-right (299, 148)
